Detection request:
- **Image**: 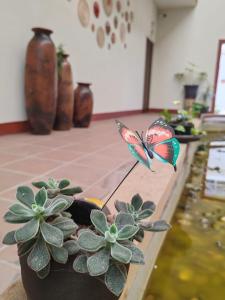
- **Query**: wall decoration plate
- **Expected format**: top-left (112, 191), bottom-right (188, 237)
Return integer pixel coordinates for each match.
top-left (91, 24), bottom-right (95, 32)
top-left (105, 21), bottom-right (111, 35)
top-left (93, 1), bottom-right (100, 18)
top-left (116, 1), bottom-right (122, 13)
top-left (127, 23), bottom-right (131, 33)
top-left (111, 32), bottom-right (116, 44)
top-left (78, 0), bottom-right (90, 28)
top-left (97, 27), bottom-right (105, 48)
top-left (103, 0), bottom-right (113, 16)
top-left (114, 16), bottom-right (118, 29)
top-left (120, 22), bottom-right (126, 43)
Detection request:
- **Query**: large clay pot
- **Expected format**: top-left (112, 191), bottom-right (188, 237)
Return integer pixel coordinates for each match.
top-left (73, 83), bottom-right (93, 127)
top-left (54, 54), bottom-right (74, 130)
top-left (25, 27), bottom-right (57, 135)
top-left (19, 255), bottom-right (118, 300)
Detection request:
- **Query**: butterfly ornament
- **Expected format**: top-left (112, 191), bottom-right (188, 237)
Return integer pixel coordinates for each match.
top-left (116, 118), bottom-right (180, 171)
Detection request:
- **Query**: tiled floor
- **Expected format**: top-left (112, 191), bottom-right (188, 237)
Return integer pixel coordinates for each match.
top-left (0, 113), bottom-right (158, 294)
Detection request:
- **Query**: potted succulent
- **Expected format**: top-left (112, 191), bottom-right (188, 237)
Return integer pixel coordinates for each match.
top-left (2, 179), bottom-right (170, 300)
top-left (175, 62), bottom-right (207, 109)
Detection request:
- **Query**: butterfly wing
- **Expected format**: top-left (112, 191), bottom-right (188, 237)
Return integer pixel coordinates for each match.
top-left (146, 118), bottom-right (180, 170)
top-left (116, 120), bottom-right (152, 169)
top-left (128, 144), bottom-right (152, 169)
top-left (150, 138), bottom-right (180, 170)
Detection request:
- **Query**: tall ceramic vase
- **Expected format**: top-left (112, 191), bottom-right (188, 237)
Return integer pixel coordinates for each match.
top-left (73, 83), bottom-right (93, 128)
top-left (25, 27), bottom-right (57, 135)
top-left (54, 54), bottom-right (74, 130)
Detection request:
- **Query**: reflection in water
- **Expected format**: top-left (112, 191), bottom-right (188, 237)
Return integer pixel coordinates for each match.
top-left (144, 137), bottom-right (225, 300)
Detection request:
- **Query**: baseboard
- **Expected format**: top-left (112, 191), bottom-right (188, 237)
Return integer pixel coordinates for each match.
top-left (92, 109), bottom-right (144, 121)
top-left (0, 108), bottom-right (172, 135)
top-left (0, 121), bottom-right (30, 136)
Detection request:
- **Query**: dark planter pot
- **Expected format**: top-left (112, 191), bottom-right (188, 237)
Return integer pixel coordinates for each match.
top-left (73, 83), bottom-right (93, 128)
top-left (169, 122), bottom-right (194, 135)
top-left (54, 54), bottom-right (74, 130)
top-left (184, 85), bottom-right (199, 99)
top-left (175, 135), bottom-right (202, 144)
top-left (19, 200), bottom-right (117, 300)
top-left (19, 255), bottom-right (118, 300)
top-left (25, 27), bottom-right (57, 135)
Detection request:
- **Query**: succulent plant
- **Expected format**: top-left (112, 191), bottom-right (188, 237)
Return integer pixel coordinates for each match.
top-left (2, 186), bottom-right (79, 278)
top-left (73, 209), bottom-right (144, 296)
top-left (115, 194), bottom-right (170, 242)
top-left (2, 184), bottom-right (170, 297)
top-left (32, 178), bottom-right (82, 198)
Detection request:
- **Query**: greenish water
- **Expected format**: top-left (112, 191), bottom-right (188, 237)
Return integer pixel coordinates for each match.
top-left (144, 136), bottom-right (225, 300)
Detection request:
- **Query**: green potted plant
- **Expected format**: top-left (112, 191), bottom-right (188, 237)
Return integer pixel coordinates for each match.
top-left (2, 180), bottom-right (169, 300)
top-left (175, 62), bottom-right (207, 108)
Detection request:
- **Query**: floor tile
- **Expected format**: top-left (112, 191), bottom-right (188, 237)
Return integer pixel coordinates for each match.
top-left (3, 157), bottom-right (62, 176)
top-left (36, 149), bottom-right (85, 162)
top-left (0, 170), bottom-right (32, 192)
top-left (0, 262), bottom-right (20, 294)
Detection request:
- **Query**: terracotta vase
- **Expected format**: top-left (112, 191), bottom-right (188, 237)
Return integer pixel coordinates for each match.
top-left (25, 27), bottom-right (57, 135)
top-left (73, 83), bottom-right (93, 127)
top-left (54, 54), bottom-right (74, 130)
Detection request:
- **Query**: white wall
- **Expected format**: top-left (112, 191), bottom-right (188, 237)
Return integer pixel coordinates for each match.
top-left (150, 0), bottom-right (225, 109)
top-left (0, 0), bottom-right (157, 124)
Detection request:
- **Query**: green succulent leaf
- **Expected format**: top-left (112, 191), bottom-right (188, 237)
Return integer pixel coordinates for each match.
top-left (73, 255), bottom-right (88, 273)
top-left (115, 212), bottom-right (135, 229)
top-left (52, 217), bottom-right (78, 232)
top-left (9, 203), bottom-right (34, 217)
top-left (47, 178), bottom-right (59, 189)
top-left (105, 231), bottom-right (117, 243)
top-left (105, 263), bottom-right (127, 296)
top-left (140, 220), bottom-right (171, 232)
top-left (27, 236), bottom-right (50, 272)
top-left (45, 198), bottom-right (69, 216)
top-left (40, 222), bottom-right (63, 247)
top-left (35, 188), bottom-right (47, 207)
top-left (32, 181), bottom-right (49, 189)
top-left (111, 242), bottom-right (132, 264)
top-left (16, 186), bottom-right (35, 208)
top-left (18, 239), bottom-right (36, 257)
top-left (137, 209), bottom-right (154, 220)
top-left (4, 211), bottom-right (32, 224)
top-left (60, 187), bottom-right (83, 196)
top-left (50, 245), bottom-right (68, 264)
top-left (117, 225), bottom-right (139, 240)
top-left (141, 201), bottom-right (156, 212)
top-left (87, 248), bottom-right (110, 276)
top-left (131, 194), bottom-right (143, 211)
top-left (134, 228), bottom-right (144, 242)
top-left (115, 200), bottom-right (129, 213)
top-left (37, 263), bottom-right (50, 279)
top-left (58, 179), bottom-right (70, 189)
top-left (122, 241), bottom-right (145, 265)
top-left (15, 218), bottom-right (39, 243)
top-left (90, 210), bottom-right (109, 235)
top-left (63, 240), bottom-right (80, 255)
top-left (78, 230), bottom-right (106, 252)
top-left (2, 230), bottom-right (16, 245)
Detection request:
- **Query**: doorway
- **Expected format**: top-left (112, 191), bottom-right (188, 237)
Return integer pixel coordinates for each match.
top-left (213, 40), bottom-right (225, 113)
top-left (143, 38), bottom-right (154, 111)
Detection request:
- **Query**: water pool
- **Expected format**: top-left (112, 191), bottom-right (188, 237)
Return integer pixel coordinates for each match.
top-left (144, 135), bottom-right (225, 300)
